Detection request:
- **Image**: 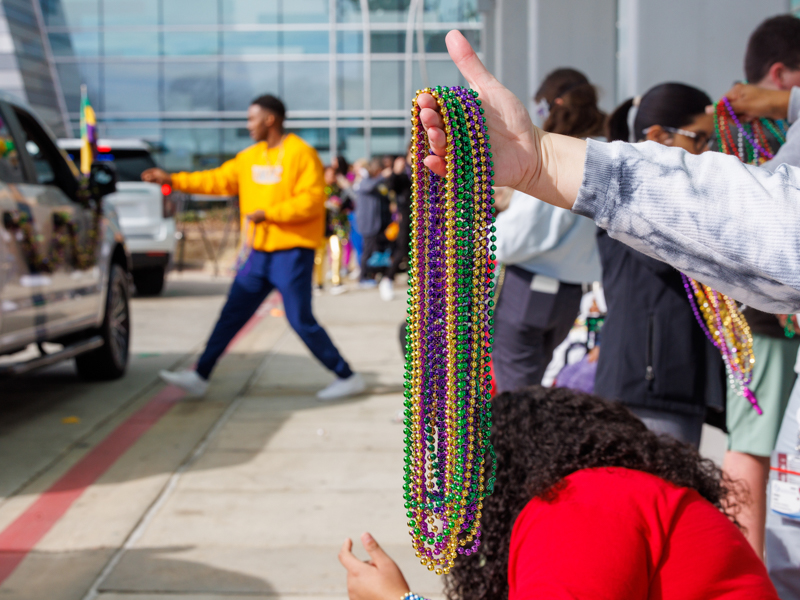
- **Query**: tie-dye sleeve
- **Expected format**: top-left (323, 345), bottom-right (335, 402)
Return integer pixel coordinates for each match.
top-left (573, 139), bottom-right (800, 313)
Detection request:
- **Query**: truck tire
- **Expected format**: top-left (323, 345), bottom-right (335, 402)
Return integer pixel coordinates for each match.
top-left (133, 266), bottom-right (166, 296)
top-left (75, 265), bottom-right (130, 380)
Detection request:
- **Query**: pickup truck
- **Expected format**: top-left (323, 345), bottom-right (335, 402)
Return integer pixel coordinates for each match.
top-left (0, 94), bottom-right (131, 380)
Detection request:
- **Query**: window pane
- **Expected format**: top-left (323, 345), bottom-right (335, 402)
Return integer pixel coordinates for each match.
top-left (57, 62), bottom-right (100, 113)
top-left (337, 127), bottom-right (365, 162)
top-left (287, 128), bottom-right (330, 163)
top-left (284, 61), bottom-right (328, 110)
top-left (98, 125), bottom-right (161, 146)
top-left (161, 128), bottom-right (221, 171)
top-left (164, 0), bottom-right (218, 25)
top-left (164, 32), bottom-right (219, 56)
top-left (371, 127), bottom-right (406, 156)
top-left (370, 60), bottom-right (403, 110)
top-left (282, 0), bottom-right (329, 24)
top-left (104, 62), bottom-right (160, 112)
top-left (368, 0), bottom-right (410, 23)
top-left (42, 0), bottom-right (99, 27)
top-left (222, 31), bottom-right (279, 55)
top-left (221, 0), bottom-right (279, 24)
top-left (415, 29), bottom-right (479, 52)
top-left (49, 32), bottom-right (100, 57)
top-left (222, 127), bottom-right (253, 158)
top-left (337, 0), bottom-right (361, 23)
top-left (102, 0), bottom-right (158, 26)
top-left (164, 62), bottom-right (219, 111)
top-left (422, 0), bottom-right (479, 23)
top-left (222, 61), bottom-right (280, 111)
top-left (370, 31), bottom-right (405, 53)
top-left (282, 31), bottom-right (329, 54)
top-left (412, 59), bottom-right (465, 92)
top-left (337, 60), bottom-right (363, 110)
top-left (222, 31), bottom-right (327, 55)
top-left (103, 31), bottom-right (159, 57)
top-left (336, 31), bottom-right (362, 54)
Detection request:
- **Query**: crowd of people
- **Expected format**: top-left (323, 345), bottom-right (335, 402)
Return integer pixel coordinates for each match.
top-left (341, 14), bottom-right (800, 600)
top-left (136, 12), bottom-right (800, 599)
top-left (314, 152), bottom-right (412, 302)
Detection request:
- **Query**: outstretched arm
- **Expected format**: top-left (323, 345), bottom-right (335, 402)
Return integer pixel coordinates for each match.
top-left (420, 31), bottom-right (800, 312)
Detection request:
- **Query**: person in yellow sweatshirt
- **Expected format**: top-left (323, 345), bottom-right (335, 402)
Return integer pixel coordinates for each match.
top-left (143, 94), bottom-right (363, 400)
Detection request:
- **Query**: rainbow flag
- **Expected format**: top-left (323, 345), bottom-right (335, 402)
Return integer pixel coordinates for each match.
top-left (79, 84), bottom-right (96, 175)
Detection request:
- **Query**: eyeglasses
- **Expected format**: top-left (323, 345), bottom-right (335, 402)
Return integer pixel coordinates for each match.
top-left (661, 126), bottom-right (716, 152)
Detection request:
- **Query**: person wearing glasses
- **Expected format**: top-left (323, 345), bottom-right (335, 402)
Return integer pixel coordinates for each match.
top-left (592, 83), bottom-right (724, 450)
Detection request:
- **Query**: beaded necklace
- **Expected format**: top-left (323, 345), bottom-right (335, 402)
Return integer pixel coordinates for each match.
top-left (404, 86), bottom-right (496, 575)
top-left (680, 99), bottom-right (789, 415)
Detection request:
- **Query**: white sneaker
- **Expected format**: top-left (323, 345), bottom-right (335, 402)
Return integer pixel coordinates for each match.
top-left (159, 369), bottom-right (209, 397)
top-left (379, 278), bottom-right (395, 302)
top-left (316, 373), bottom-right (366, 401)
top-left (329, 284), bottom-right (347, 296)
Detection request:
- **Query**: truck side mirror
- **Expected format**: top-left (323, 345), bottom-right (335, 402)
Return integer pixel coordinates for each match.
top-left (89, 161), bottom-right (117, 198)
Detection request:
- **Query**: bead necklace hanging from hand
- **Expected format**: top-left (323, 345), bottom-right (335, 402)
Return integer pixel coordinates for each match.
top-left (680, 100), bottom-right (789, 415)
top-left (404, 86), bottom-right (496, 576)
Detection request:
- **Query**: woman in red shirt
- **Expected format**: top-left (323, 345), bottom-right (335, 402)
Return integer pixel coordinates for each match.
top-left (339, 386), bottom-right (778, 599)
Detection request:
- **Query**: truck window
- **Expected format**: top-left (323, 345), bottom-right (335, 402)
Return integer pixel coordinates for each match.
top-left (13, 108), bottom-right (77, 197)
top-left (86, 149), bottom-right (157, 182)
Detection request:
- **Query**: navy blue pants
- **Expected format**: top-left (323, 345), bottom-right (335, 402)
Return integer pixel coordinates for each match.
top-left (196, 248), bottom-right (353, 380)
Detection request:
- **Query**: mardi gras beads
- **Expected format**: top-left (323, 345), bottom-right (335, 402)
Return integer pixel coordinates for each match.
top-left (681, 275), bottom-right (759, 414)
top-left (404, 85), bottom-right (496, 575)
top-left (678, 97), bottom-right (789, 414)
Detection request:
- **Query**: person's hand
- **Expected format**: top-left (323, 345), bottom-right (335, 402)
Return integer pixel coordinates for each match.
top-left (247, 210), bottom-right (266, 224)
top-left (418, 30), bottom-right (587, 209)
top-left (141, 168), bottom-right (173, 185)
top-left (492, 186), bottom-right (514, 213)
top-left (338, 533), bottom-right (410, 600)
top-left (709, 83), bottom-right (791, 122)
top-left (418, 31), bottom-right (540, 193)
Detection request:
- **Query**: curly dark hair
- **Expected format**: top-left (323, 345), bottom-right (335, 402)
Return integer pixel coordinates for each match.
top-left (444, 386), bottom-right (735, 600)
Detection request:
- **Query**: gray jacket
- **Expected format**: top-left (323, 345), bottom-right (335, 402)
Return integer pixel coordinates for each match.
top-left (574, 138), bottom-right (800, 313)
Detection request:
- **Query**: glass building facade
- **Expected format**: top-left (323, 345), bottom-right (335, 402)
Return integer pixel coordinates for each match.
top-left (40, 0), bottom-right (484, 170)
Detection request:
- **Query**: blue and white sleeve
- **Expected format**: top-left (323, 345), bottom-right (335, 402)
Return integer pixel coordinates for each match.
top-left (573, 139), bottom-right (800, 313)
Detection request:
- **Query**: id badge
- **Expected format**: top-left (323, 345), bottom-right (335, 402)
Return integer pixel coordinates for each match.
top-left (770, 452), bottom-right (800, 521)
top-left (252, 165), bottom-right (282, 185)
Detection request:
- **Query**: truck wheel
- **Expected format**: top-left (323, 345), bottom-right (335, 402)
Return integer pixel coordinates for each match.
top-left (75, 265), bottom-right (130, 380)
top-left (133, 266), bottom-right (166, 296)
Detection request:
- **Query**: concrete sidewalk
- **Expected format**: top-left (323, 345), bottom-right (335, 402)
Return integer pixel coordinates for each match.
top-left (94, 281), bottom-right (443, 599)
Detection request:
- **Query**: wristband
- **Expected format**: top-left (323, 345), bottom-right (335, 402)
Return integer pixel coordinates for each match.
top-left (402, 593), bottom-right (427, 600)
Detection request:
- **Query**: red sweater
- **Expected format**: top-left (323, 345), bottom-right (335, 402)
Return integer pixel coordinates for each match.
top-left (508, 467), bottom-right (778, 599)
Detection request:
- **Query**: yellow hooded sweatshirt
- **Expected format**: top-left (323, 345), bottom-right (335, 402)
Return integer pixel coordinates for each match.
top-left (171, 133), bottom-right (325, 253)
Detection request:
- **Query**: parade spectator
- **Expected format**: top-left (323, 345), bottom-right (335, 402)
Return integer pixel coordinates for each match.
top-left (418, 31), bottom-right (800, 311)
top-left (144, 94), bottom-right (364, 401)
top-left (379, 152), bottom-right (412, 302)
top-left (597, 83), bottom-right (725, 448)
top-left (340, 386), bottom-right (778, 600)
top-left (352, 157), bottom-right (390, 287)
top-left (315, 166), bottom-right (350, 295)
top-left (491, 69), bottom-right (602, 394)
